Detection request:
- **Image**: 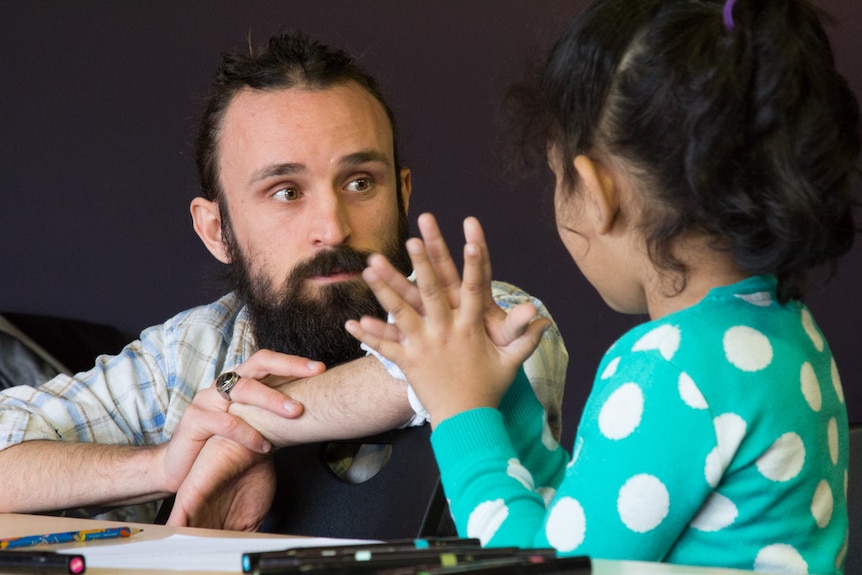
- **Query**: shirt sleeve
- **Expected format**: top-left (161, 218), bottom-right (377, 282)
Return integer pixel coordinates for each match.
top-left (0, 322), bottom-right (190, 450)
top-left (364, 280), bottom-right (569, 440)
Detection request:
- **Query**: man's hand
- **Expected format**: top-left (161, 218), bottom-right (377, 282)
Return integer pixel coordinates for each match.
top-left (228, 354), bottom-right (414, 447)
top-left (167, 435), bottom-right (275, 531)
top-left (163, 351), bottom-right (324, 528)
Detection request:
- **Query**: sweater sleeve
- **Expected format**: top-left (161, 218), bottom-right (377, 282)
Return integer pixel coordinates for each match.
top-left (431, 368), bottom-right (569, 547)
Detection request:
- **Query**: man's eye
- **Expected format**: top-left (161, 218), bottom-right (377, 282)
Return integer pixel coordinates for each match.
top-left (274, 188), bottom-right (300, 201)
top-left (346, 177), bottom-right (374, 192)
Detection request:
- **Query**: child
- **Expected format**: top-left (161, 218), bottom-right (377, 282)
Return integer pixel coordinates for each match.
top-left (345, 0), bottom-right (860, 572)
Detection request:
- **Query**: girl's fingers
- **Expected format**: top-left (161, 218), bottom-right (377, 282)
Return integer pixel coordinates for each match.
top-left (507, 316), bottom-right (551, 366)
top-left (405, 237), bottom-right (452, 327)
top-left (460, 242), bottom-right (490, 324)
top-left (356, 316), bottom-right (402, 343)
top-left (361, 264), bottom-right (423, 334)
top-left (344, 319), bottom-right (403, 365)
top-left (417, 213), bottom-right (462, 307)
top-left (461, 217), bottom-right (498, 315)
top-left (365, 252), bottom-right (425, 313)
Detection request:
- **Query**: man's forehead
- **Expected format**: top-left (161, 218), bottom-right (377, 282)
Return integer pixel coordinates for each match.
top-left (218, 83), bottom-right (396, 173)
top-left (225, 83), bottom-right (393, 139)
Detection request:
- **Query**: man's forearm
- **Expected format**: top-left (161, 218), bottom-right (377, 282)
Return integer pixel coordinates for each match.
top-left (230, 356), bottom-right (413, 447)
top-left (0, 440), bottom-right (170, 513)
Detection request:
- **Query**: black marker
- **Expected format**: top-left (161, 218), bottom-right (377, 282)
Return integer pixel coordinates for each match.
top-left (417, 555), bottom-right (592, 574)
top-left (243, 538), bottom-right (481, 573)
top-left (0, 550), bottom-right (86, 574)
top-left (252, 547), bottom-right (557, 575)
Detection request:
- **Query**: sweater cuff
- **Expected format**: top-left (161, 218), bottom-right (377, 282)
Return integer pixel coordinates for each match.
top-left (431, 407), bottom-right (516, 470)
top-left (499, 366), bottom-right (545, 429)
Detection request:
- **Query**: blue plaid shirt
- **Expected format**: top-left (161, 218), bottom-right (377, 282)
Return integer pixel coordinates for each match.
top-left (0, 283), bottom-right (567, 450)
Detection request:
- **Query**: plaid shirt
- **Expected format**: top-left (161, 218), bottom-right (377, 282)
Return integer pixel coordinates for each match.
top-left (0, 282), bottom-right (568, 450)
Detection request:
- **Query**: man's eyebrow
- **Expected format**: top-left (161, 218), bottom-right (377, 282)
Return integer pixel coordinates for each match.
top-left (249, 162), bottom-right (305, 184)
top-left (340, 150), bottom-right (392, 168)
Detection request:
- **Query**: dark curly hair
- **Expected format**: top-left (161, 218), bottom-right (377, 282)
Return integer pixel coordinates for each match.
top-left (507, 0), bottom-right (861, 302)
top-left (195, 31), bottom-right (402, 205)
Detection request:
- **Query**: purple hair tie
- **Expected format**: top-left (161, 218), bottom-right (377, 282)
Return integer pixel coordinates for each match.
top-left (723, 0), bottom-right (738, 30)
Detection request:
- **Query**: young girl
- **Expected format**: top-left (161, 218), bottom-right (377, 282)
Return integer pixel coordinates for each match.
top-left (345, 0), bottom-right (860, 572)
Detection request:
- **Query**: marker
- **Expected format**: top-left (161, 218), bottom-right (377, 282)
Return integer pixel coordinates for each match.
top-left (0, 550), bottom-right (86, 574)
top-left (418, 555), bottom-right (592, 574)
top-left (242, 537), bottom-right (481, 572)
top-left (251, 547), bottom-right (557, 574)
top-left (0, 527), bottom-right (140, 549)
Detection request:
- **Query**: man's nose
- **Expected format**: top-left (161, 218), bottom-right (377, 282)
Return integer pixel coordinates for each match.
top-left (310, 190), bottom-right (351, 247)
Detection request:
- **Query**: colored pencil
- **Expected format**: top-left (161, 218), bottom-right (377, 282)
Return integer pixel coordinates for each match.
top-left (0, 526), bottom-right (140, 550)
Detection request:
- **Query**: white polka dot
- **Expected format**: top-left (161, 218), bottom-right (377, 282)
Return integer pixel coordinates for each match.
top-left (541, 416), bottom-right (557, 451)
top-left (632, 324), bottom-right (680, 361)
top-left (568, 437), bottom-right (583, 469)
top-left (537, 486), bottom-right (556, 507)
top-left (754, 544), bottom-right (808, 574)
top-left (836, 532), bottom-right (848, 571)
top-left (705, 448), bottom-right (723, 488)
top-left (507, 458), bottom-right (534, 490)
top-left (546, 497), bottom-right (586, 552)
top-left (799, 362), bottom-right (821, 412)
top-left (617, 474), bottom-right (670, 533)
top-left (705, 413), bottom-right (747, 487)
top-left (690, 492), bottom-right (738, 532)
top-left (723, 326), bottom-right (773, 372)
top-left (832, 358), bottom-right (845, 404)
top-left (601, 357), bottom-right (620, 379)
top-left (735, 291), bottom-right (773, 307)
top-left (467, 500), bottom-right (509, 546)
top-left (811, 480), bottom-right (834, 528)
top-left (598, 383), bottom-right (644, 440)
top-left (802, 308), bottom-right (824, 352)
top-left (828, 417), bottom-right (839, 465)
top-left (756, 432), bottom-right (806, 482)
top-left (678, 372), bottom-right (707, 409)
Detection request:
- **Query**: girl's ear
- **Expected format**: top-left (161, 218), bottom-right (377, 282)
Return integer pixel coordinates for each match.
top-left (573, 155), bottom-right (619, 235)
top-left (190, 197), bottom-right (231, 264)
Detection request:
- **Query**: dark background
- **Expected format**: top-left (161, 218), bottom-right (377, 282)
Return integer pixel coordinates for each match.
top-left (1, 1), bottom-right (860, 449)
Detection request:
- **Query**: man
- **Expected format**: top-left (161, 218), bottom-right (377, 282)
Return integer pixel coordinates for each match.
top-left (0, 32), bottom-right (567, 528)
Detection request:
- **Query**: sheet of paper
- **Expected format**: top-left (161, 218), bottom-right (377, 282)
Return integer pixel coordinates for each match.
top-left (58, 533), bottom-right (374, 572)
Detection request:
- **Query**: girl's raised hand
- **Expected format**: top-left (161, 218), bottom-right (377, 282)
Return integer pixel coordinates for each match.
top-left (346, 213), bottom-right (549, 428)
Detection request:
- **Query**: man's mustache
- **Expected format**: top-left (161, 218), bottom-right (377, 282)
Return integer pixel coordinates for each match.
top-left (290, 247), bottom-right (372, 281)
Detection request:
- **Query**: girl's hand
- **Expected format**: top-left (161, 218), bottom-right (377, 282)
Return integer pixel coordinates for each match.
top-left (346, 213), bottom-right (549, 427)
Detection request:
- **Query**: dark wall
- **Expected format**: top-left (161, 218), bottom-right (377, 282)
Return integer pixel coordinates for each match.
top-left (1, 1), bottom-right (860, 448)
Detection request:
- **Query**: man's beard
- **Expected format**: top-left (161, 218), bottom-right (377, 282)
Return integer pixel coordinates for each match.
top-left (224, 213), bottom-right (411, 368)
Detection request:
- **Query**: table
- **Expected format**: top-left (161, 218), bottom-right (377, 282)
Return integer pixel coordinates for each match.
top-left (0, 514), bottom-right (758, 575)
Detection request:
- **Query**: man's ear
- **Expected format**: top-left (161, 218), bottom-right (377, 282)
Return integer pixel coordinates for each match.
top-left (190, 197), bottom-right (231, 264)
top-left (399, 167), bottom-right (412, 214)
top-left (573, 155), bottom-right (619, 235)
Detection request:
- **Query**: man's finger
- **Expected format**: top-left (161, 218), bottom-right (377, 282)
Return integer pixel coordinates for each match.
top-left (213, 375), bottom-right (304, 418)
top-left (236, 349), bottom-right (326, 383)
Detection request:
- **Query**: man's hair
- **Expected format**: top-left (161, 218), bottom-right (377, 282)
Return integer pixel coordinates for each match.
top-left (195, 31), bottom-right (401, 204)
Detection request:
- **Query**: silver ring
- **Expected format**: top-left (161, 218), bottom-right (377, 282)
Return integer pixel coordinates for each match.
top-left (215, 371), bottom-right (240, 402)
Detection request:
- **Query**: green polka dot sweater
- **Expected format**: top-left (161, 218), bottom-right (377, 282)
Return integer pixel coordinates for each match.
top-left (431, 275), bottom-right (848, 574)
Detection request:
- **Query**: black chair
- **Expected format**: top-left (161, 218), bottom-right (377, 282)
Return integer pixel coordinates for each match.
top-left (158, 425), bottom-right (453, 540)
top-left (261, 425), bottom-right (451, 539)
top-left (847, 422), bottom-right (862, 573)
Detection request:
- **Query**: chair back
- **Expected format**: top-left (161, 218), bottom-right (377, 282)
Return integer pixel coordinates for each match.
top-left (260, 424), bottom-right (451, 540)
top-left (847, 422), bottom-right (862, 573)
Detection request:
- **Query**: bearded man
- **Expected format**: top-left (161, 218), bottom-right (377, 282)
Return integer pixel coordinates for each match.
top-left (0, 31), bottom-right (568, 530)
